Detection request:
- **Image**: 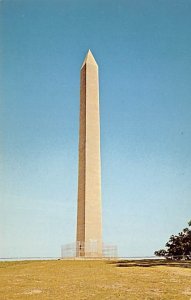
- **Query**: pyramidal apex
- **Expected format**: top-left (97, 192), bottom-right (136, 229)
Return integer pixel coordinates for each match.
top-left (81, 49), bottom-right (98, 69)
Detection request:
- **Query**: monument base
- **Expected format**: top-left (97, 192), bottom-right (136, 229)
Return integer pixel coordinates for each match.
top-left (61, 242), bottom-right (118, 259)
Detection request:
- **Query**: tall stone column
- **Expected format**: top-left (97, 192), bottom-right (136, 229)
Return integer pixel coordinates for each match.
top-left (76, 50), bottom-right (102, 257)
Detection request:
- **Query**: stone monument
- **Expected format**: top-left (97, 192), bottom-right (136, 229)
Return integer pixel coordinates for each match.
top-left (76, 50), bottom-right (102, 257)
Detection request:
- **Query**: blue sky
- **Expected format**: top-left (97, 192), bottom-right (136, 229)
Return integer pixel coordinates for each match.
top-left (1, 0), bottom-right (191, 258)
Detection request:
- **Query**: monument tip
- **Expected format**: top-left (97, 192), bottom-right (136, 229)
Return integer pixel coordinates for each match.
top-left (81, 49), bottom-right (98, 69)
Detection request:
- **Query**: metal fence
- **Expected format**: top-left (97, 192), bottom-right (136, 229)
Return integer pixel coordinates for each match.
top-left (61, 242), bottom-right (118, 259)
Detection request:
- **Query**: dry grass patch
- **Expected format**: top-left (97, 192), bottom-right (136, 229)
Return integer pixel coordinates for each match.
top-left (0, 259), bottom-right (191, 299)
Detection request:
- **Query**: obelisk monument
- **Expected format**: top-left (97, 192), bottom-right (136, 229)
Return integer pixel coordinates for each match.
top-left (76, 50), bottom-right (102, 257)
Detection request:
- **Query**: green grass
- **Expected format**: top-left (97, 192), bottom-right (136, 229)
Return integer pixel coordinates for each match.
top-left (0, 259), bottom-right (191, 299)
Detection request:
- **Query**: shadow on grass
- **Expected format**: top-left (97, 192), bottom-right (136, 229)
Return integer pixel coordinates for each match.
top-left (110, 259), bottom-right (191, 269)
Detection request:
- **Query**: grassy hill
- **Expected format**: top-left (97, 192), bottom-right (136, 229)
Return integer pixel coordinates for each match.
top-left (0, 259), bottom-right (191, 299)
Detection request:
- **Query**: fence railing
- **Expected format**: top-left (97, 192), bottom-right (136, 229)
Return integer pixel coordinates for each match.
top-left (61, 242), bottom-right (118, 258)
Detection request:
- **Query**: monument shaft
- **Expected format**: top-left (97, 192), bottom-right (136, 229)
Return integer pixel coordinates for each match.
top-left (76, 50), bottom-right (102, 257)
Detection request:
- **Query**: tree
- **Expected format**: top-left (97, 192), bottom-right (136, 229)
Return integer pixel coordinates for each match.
top-left (154, 220), bottom-right (191, 260)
